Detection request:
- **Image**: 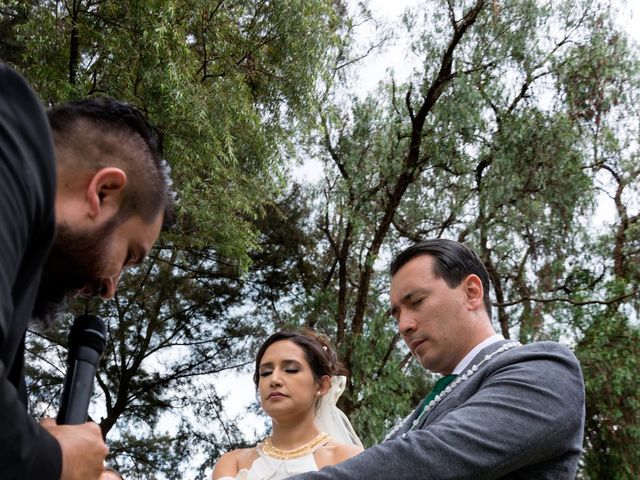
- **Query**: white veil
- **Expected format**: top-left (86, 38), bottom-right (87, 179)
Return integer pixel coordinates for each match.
top-left (315, 376), bottom-right (363, 448)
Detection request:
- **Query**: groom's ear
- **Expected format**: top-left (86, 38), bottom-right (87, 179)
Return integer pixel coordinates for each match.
top-left (317, 375), bottom-right (331, 396)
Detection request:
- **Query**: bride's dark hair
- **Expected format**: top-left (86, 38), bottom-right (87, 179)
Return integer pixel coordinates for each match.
top-left (253, 330), bottom-right (346, 386)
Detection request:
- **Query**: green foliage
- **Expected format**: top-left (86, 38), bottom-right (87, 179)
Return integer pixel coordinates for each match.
top-left (576, 314), bottom-right (640, 480)
top-left (6, 0), bottom-right (342, 258)
top-left (346, 312), bottom-right (431, 447)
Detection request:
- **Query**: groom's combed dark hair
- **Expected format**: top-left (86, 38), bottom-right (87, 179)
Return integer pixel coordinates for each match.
top-left (390, 238), bottom-right (493, 318)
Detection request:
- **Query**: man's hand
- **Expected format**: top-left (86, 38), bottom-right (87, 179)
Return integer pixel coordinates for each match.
top-left (41, 418), bottom-right (108, 480)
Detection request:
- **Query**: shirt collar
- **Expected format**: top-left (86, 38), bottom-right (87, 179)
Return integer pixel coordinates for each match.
top-left (452, 333), bottom-right (504, 375)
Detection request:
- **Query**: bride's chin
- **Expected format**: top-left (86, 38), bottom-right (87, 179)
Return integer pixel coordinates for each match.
top-left (268, 408), bottom-right (309, 425)
top-left (264, 406), bottom-right (288, 419)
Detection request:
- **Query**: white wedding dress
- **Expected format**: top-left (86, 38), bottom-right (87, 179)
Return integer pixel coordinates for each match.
top-left (218, 438), bottom-right (329, 480)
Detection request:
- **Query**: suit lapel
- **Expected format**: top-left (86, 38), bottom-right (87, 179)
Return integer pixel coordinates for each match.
top-left (414, 340), bottom-right (513, 430)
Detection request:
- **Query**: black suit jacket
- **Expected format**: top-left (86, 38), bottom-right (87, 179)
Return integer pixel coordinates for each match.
top-left (0, 63), bottom-right (62, 478)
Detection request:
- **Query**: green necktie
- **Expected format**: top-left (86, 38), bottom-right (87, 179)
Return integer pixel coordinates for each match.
top-left (417, 374), bottom-right (458, 418)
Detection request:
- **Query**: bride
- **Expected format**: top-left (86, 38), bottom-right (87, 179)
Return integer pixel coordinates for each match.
top-left (213, 330), bottom-right (363, 479)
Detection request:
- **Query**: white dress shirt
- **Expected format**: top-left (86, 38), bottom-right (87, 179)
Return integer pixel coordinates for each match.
top-left (452, 334), bottom-right (505, 375)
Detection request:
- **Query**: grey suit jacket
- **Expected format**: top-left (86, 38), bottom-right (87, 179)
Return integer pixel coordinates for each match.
top-left (292, 340), bottom-right (585, 479)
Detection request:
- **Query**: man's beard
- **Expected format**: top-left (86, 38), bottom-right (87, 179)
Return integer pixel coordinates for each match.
top-left (33, 218), bottom-right (117, 328)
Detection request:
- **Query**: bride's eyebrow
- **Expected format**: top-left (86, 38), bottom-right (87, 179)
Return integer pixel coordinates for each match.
top-left (259, 359), bottom-right (303, 370)
top-left (281, 360), bottom-right (303, 367)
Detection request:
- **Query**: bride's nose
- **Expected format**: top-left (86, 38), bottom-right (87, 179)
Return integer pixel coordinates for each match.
top-left (269, 369), bottom-right (282, 387)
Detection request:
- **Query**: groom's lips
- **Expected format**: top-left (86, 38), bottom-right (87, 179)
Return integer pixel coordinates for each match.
top-left (410, 338), bottom-right (427, 352)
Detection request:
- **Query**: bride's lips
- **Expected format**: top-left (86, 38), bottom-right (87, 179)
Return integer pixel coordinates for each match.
top-left (268, 392), bottom-right (287, 399)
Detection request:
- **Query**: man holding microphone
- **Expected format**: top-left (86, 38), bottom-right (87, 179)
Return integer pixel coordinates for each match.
top-left (0, 62), bottom-right (175, 479)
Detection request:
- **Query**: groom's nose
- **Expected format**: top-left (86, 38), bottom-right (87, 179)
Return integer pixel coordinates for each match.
top-left (398, 310), bottom-right (418, 337)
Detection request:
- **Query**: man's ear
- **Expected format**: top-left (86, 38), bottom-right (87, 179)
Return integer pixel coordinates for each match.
top-left (463, 274), bottom-right (484, 311)
top-left (86, 167), bottom-right (127, 220)
top-left (316, 375), bottom-right (332, 397)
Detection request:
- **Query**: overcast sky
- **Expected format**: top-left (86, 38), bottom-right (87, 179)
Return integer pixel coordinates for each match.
top-left (358, 0), bottom-right (639, 93)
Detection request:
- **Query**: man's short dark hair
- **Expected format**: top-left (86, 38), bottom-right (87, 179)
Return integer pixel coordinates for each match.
top-left (390, 239), bottom-right (492, 318)
top-left (47, 97), bottom-right (176, 229)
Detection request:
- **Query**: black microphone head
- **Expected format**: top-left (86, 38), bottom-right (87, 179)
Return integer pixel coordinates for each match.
top-left (68, 314), bottom-right (107, 357)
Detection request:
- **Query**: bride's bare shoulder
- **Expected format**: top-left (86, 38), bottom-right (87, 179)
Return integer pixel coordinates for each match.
top-left (212, 447), bottom-right (259, 479)
top-left (235, 446), bottom-right (260, 466)
top-left (315, 439), bottom-right (364, 468)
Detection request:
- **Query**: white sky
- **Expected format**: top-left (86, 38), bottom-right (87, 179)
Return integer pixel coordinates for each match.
top-left (359, 0), bottom-right (640, 91)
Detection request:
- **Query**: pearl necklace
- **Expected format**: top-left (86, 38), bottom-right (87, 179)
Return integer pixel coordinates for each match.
top-left (261, 432), bottom-right (329, 460)
top-left (384, 341), bottom-right (521, 441)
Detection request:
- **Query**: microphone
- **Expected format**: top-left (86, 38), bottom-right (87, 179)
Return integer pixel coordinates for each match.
top-left (57, 314), bottom-right (107, 425)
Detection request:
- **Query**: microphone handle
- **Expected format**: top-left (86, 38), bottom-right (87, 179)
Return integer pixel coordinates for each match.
top-left (57, 346), bottom-right (101, 425)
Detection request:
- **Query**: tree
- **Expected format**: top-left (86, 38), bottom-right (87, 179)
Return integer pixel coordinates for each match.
top-left (235, 0), bottom-right (640, 475)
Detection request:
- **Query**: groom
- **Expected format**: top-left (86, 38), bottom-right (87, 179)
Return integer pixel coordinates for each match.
top-left (293, 239), bottom-right (585, 479)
